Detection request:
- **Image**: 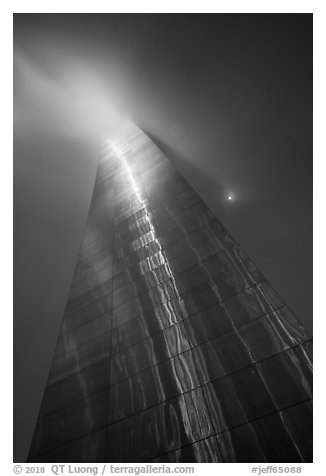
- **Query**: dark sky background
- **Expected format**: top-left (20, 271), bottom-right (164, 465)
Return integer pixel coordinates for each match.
top-left (13, 14), bottom-right (312, 462)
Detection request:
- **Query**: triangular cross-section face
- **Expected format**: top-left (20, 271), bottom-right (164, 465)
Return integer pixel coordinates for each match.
top-left (28, 121), bottom-right (312, 463)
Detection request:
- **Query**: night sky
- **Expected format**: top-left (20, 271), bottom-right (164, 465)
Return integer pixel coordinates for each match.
top-left (13, 14), bottom-right (312, 462)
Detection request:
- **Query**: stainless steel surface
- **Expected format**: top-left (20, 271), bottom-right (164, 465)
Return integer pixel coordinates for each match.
top-left (28, 122), bottom-right (312, 462)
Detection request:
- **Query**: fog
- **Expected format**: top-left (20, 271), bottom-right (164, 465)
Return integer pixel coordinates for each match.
top-left (14, 14), bottom-right (312, 462)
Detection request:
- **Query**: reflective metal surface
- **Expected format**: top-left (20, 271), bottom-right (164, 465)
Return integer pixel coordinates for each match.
top-left (28, 122), bottom-right (312, 462)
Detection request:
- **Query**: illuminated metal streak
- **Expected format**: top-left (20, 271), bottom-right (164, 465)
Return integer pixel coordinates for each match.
top-left (107, 139), bottom-right (212, 448)
top-left (56, 234), bottom-right (113, 429)
top-left (61, 334), bottom-right (94, 430)
top-left (108, 140), bottom-right (183, 325)
top-left (158, 199), bottom-right (307, 459)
